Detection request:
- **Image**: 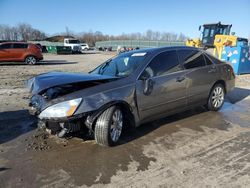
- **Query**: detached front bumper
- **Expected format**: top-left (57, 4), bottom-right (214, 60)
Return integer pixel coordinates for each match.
top-left (36, 112), bottom-right (89, 137)
top-left (38, 118), bottom-right (85, 136)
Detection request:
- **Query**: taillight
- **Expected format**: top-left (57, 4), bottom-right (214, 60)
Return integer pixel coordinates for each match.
top-left (230, 66), bottom-right (235, 78)
top-left (227, 65), bottom-right (235, 78)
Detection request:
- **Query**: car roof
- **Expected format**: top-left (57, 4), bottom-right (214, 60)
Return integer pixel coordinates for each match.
top-left (0, 41), bottom-right (29, 45)
top-left (123, 46), bottom-right (200, 56)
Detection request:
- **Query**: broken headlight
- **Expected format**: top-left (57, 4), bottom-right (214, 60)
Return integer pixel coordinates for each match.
top-left (39, 98), bottom-right (82, 119)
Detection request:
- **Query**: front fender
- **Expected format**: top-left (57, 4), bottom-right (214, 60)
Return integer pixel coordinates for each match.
top-left (74, 84), bottom-right (136, 115)
top-left (84, 100), bottom-right (135, 130)
top-left (73, 84), bottom-right (139, 128)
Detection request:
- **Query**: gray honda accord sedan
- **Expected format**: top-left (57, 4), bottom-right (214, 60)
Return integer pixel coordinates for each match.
top-left (28, 46), bottom-right (235, 146)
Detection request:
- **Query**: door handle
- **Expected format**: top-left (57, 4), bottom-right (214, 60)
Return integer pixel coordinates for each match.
top-left (208, 66), bottom-right (216, 73)
top-left (176, 76), bottom-right (185, 82)
top-left (208, 68), bottom-right (216, 73)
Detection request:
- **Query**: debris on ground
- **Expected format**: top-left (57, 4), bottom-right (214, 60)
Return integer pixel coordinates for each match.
top-left (25, 130), bottom-right (50, 151)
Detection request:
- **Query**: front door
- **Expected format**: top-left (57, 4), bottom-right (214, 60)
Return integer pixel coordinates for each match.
top-left (136, 50), bottom-right (187, 122)
top-left (0, 43), bottom-right (12, 61)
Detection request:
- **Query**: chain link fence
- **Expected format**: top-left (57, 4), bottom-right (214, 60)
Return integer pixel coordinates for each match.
top-left (95, 40), bottom-right (185, 50)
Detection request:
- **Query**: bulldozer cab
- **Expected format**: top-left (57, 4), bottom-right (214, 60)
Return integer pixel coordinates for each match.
top-left (201, 22), bottom-right (232, 47)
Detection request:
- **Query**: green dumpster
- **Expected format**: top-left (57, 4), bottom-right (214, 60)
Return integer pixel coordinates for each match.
top-left (46, 46), bottom-right (72, 54)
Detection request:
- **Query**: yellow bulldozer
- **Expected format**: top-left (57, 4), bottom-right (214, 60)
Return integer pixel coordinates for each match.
top-left (186, 22), bottom-right (250, 75)
top-left (186, 22), bottom-right (247, 59)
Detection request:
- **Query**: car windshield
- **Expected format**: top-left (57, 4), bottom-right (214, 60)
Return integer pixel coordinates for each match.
top-left (68, 40), bottom-right (80, 44)
top-left (90, 52), bottom-right (147, 77)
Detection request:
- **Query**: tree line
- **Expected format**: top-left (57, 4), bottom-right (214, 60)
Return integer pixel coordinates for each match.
top-left (0, 23), bottom-right (189, 46)
top-left (78, 30), bottom-right (188, 46)
top-left (0, 23), bottom-right (46, 41)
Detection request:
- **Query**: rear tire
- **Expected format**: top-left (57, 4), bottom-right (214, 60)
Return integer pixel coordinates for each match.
top-left (94, 106), bottom-right (123, 146)
top-left (207, 84), bottom-right (225, 111)
top-left (25, 56), bottom-right (37, 65)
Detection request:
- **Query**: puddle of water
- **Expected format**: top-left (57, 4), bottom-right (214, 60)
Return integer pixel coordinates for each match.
top-left (220, 97), bottom-right (250, 128)
top-left (221, 102), bottom-right (234, 110)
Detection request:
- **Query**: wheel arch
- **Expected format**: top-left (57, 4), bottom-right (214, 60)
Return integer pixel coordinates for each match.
top-left (206, 80), bottom-right (226, 111)
top-left (206, 80), bottom-right (226, 105)
top-left (85, 100), bottom-right (136, 131)
top-left (212, 80), bottom-right (226, 93)
top-left (23, 54), bottom-right (37, 61)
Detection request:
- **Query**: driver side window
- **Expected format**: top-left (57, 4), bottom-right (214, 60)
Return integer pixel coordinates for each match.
top-left (141, 50), bottom-right (181, 79)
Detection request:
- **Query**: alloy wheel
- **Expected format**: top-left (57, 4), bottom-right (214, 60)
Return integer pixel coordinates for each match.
top-left (110, 109), bottom-right (123, 142)
top-left (212, 86), bottom-right (224, 108)
top-left (26, 56), bottom-right (36, 65)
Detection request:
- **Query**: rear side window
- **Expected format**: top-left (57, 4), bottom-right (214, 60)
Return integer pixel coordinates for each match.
top-left (0, 43), bottom-right (12, 49)
top-left (178, 49), bottom-right (206, 69)
top-left (206, 53), bottom-right (222, 64)
top-left (13, 43), bottom-right (28, 49)
top-left (204, 54), bottom-right (213, 65)
top-left (146, 50), bottom-right (182, 77)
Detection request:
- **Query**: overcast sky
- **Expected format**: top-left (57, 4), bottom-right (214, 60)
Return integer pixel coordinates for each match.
top-left (0, 0), bottom-right (249, 38)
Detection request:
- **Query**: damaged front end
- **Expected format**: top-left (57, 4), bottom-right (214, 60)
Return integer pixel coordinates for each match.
top-left (30, 93), bottom-right (91, 138)
top-left (27, 71), bottom-right (118, 138)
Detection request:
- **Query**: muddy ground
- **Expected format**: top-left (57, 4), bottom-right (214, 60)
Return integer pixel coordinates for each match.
top-left (0, 52), bottom-right (250, 188)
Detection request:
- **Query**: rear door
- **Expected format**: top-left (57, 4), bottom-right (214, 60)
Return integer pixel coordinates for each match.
top-left (177, 49), bottom-right (218, 106)
top-left (10, 43), bottom-right (28, 60)
top-left (136, 50), bottom-right (187, 121)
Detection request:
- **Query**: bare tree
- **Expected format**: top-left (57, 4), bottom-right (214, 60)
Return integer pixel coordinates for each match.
top-left (178, 33), bottom-right (187, 41)
top-left (145, 30), bottom-right (153, 40)
top-left (0, 23), bottom-right (47, 41)
top-left (77, 29), bottom-right (188, 46)
top-left (0, 22), bottom-right (189, 45)
top-left (17, 23), bottom-right (32, 41)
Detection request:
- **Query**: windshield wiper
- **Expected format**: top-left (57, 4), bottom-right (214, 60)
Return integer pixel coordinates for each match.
top-left (99, 59), bottom-right (112, 74)
top-left (114, 62), bottom-right (119, 77)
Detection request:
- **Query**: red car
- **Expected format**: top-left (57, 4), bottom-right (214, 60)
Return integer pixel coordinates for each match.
top-left (0, 42), bottom-right (43, 65)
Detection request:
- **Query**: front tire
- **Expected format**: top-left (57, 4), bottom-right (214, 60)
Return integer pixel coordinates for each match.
top-left (25, 56), bottom-right (37, 65)
top-left (94, 106), bottom-right (123, 146)
top-left (207, 84), bottom-right (225, 111)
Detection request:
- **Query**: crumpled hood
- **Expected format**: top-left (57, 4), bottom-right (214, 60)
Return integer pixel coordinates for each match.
top-left (27, 71), bottom-right (117, 94)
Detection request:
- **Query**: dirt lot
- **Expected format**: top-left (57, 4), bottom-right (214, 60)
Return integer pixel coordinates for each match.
top-left (0, 53), bottom-right (250, 188)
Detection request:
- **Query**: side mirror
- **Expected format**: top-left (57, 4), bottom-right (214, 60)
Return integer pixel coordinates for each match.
top-left (142, 78), bottom-right (154, 95)
top-left (139, 70), bottom-right (154, 95)
top-left (139, 70), bottom-right (151, 81)
top-left (199, 25), bottom-right (201, 31)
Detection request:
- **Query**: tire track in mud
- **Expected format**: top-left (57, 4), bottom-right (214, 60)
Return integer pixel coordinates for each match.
top-left (36, 103), bottom-right (250, 188)
top-left (103, 126), bottom-right (250, 188)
